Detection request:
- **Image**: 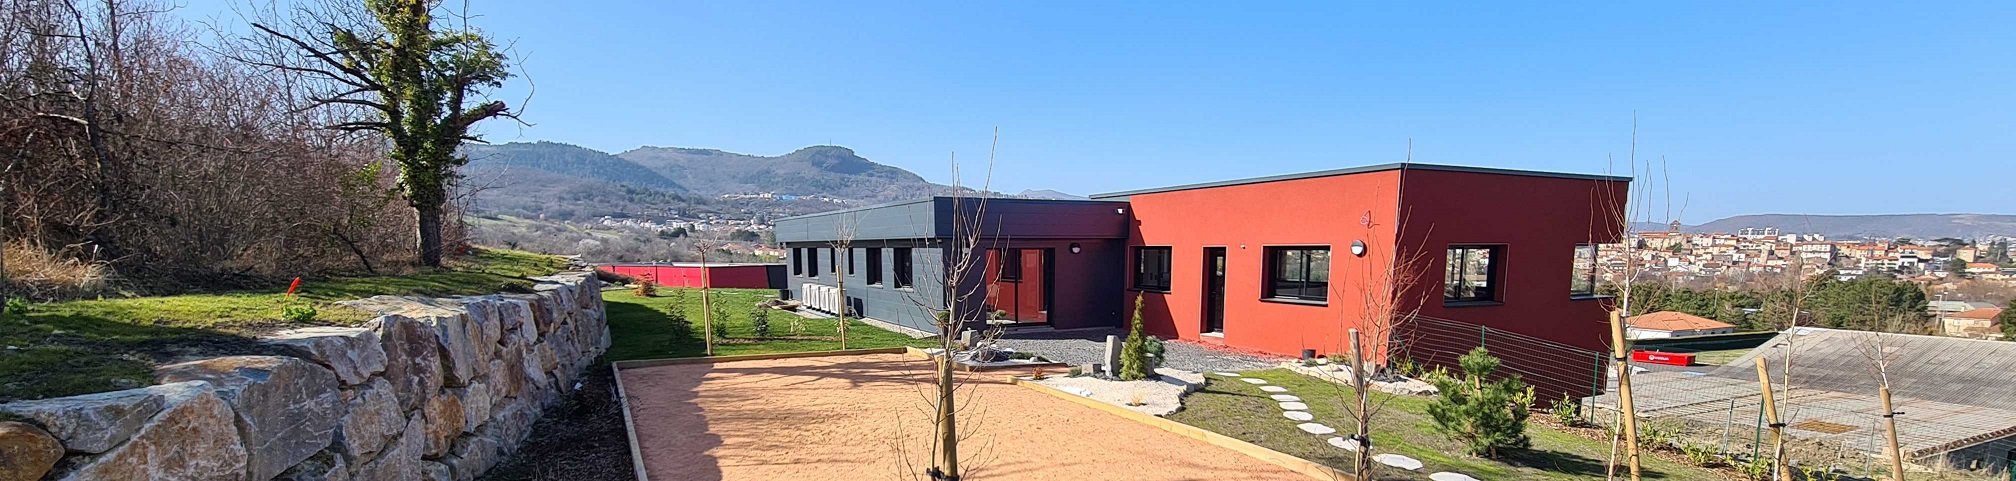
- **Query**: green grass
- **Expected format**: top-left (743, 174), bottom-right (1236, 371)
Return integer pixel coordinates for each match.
top-left (602, 287), bottom-right (936, 362)
top-left (1168, 369), bottom-right (1721, 481)
top-left (0, 248), bottom-right (568, 402)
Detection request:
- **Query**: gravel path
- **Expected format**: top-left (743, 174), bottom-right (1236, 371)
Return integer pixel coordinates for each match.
top-left (992, 328), bottom-right (1281, 373)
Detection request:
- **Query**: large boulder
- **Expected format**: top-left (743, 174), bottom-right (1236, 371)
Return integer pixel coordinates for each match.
top-left (420, 393), bottom-right (465, 458)
top-left (0, 383), bottom-right (172, 454)
top-left (156, 356), bottom-right (343, 481)
top-left (55, 382), bottom-right (248, 481)
top-left (349, 413), bottom-right (423, 481)
top-left (0, 422), bottom-right (63, 481)
top-left (333, 378), bottom-right (404, 464)
top-left (276, 450), bottom-right (348, 481)
top-left (443, 435), bottom-right (501, 481)
top-left (374, 314), bottom-right (446, 412)
top-left (447, 381), bottom-right (492, 435)
top-left (265, 326), bottom-right (388, 387)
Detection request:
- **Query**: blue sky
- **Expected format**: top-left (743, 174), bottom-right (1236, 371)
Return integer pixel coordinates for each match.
top-left (186, 1), bottom-right (2015, 220)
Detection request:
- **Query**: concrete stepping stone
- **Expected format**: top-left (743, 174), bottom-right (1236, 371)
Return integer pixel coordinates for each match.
top-left (1259, 386), bottom-right (1289, 393)
top-left (1296, 422), bottom-right (1336, 435)
top-left (1269, 394), bottom-right (1302, 402)
top-left (1430, 473), bottom-right (1480, 481)
top-left (1279, 402), bottom-right (1309, 410)
top-left (1374, 453), bottom-right (1424, 471)
top-left (1212, 371), bottom-right (1240, 377)
top-left (1327, 436), bottom-right (1361, 451)
top-left (1240, 378), bottom-right (1269, 385)
top-left (1283, 411), bottom-right (1314, 421)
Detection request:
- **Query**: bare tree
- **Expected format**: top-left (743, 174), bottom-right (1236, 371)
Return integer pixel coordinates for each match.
top-left (693, 238), bottom-right (723, 356)
top-left (1590, 114), bottom-right (1685, 481)
top-left (1311, 210), bottom-right (1434, 479)
top-left (829, 213), bottom-right (859, 349)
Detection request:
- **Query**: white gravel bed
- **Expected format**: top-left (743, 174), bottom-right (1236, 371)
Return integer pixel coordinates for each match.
top-left (1029, 367), bottom-right (1205, 416)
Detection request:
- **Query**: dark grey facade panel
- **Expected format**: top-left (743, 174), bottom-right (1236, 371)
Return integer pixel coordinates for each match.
top-left (785, 242), bottom-right (949, 333)
top-left (774, 199), bottom-right (941, 243)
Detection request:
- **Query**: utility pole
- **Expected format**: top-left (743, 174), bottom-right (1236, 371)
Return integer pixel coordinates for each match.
top-left (1349, 328), bottom-right (1373, 479)
top-left (1880, 386), bottom-right (1905, 481)
top-left (1756, 356), bottom-right (1792, 481)
top-left (1609, 309), bottom-right (1643, 481)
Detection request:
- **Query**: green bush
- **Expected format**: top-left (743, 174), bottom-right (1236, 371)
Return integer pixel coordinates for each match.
top-left (1425, 347), bottom-right (1533, 458)
top-left (1118, 295), bottom-right (1153, 380)
top-left (1550, 394), bottom-right (1582, 426)
top-left (1739, 456), bottom-right (1772, 480)
top-left (1680, 442), bottom-right (1718, 467)
top-left (709, 301), bottom-right (731, 340)
top-left (281, 305), bottom-right (318, 323)
top-left (3, 297), bottom-right (27, 320)
top-left (750, 305), bottom-right (772, 338)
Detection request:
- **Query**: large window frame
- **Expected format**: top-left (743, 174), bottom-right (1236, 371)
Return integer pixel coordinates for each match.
top-left (1263, 246), bottom-right (1331, 304)
top-left (791, 248), bottom-right (804, 276)
top-left (1570, 244), bottom-right (1599, 298)
top-left (1133, 246), bottom-right (1173, 292)
top-left (996, 248), bottom-right (1023, 282)
top-left (1445, 245), bottom-right (1504, 304)
top-left (892, 247), bottom-right (914, 289)
top-left (865, 248), bottom-right (884, 285)
top-left (806, 247), bottom-right (820, 277)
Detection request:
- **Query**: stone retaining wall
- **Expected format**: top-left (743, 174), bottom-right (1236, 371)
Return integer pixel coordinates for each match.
top-left (0, 271), bottom-right (609, 481)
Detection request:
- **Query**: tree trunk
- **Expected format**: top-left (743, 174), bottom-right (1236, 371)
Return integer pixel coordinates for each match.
top-left (934, 355), bottom-right (960, 480)
top-left (416, 203), bottom-right (444, 268)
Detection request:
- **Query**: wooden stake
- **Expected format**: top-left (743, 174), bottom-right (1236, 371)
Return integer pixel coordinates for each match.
top-left (699, 248), bottom-right (714, 357)
top-left (1349, 328), bottom-right (1372, 479)
top-left (1756, 357), bottom-right (1791, 481)
top-left (1609, 310), bottom-right (1643, 481)
top-left (1880, 385), bottom-right (1905, 481)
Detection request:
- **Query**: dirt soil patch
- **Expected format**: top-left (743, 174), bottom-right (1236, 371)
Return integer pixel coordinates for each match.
top-left (618, 353), bottom-right (1310, 481)
top-left (479, 365), bottom-right (635, 481)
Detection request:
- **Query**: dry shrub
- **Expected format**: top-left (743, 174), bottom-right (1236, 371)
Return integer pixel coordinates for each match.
top-left (4, 241), bottom-right (110, 300)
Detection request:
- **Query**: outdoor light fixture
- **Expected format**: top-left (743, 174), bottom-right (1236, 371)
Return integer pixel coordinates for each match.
top-left (1115, 207), bottom-right (1127, 215)
top-left (1069, 243), bottom-right (1082, 254)
top-left (1350, 240), bottom-right (1367, 257)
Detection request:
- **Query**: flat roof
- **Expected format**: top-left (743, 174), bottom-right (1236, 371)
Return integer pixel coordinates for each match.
top-left (771, 196), bottom-right (1126, 223)
top-left (598, 262), bottom-right (783, 268)
top-left (1087, 162), bottom-right (1632, 200)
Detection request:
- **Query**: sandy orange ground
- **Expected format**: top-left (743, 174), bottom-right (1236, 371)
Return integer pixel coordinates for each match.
top-left (620, 353), bottom-right (1310, 481)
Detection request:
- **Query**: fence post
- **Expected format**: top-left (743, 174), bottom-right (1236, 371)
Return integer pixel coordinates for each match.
top-left (1721, 398), bottom-right (1735, 456)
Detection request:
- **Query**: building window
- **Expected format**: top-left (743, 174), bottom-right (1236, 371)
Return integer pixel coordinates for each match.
top-left (1264, 246), bottom-right (1330, 302)
top-left (866, 248), bottom-right (884, 285)
top-left (1445, 245), bottom-right (1502, 303)
top-left (1134, 246), bottom-right (1172, 291)
top-left (1571, 244), bottom-right (1598, 297)
top-left (997, 249), bottom-right (1022, 282)
top-left (829, 248), bottom-right (839, 274)
top-left (893, 247), bottom-right (914, 288)
top-left (807, 247), bottom-right (820, 277)
top-left (791, 248), bottom-right (804, 276)
top-left (844, 248), bottom-right (856, 276)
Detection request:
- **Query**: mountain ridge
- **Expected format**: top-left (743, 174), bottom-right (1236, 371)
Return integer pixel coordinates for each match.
top-left (1635, 213), bottom-right (2016, 239)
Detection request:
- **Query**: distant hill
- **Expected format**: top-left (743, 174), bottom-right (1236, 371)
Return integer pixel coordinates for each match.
top-left (1016, 189), bottom-right (1087, 200)
top-left (616, 145), bottom-right (942, 201)
top-left (464, 141), bottom-right (682, 191)
top-left (1635, 214), bottom-right (2016, 239)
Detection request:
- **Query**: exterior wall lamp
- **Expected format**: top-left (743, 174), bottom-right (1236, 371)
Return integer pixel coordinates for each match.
top-left (1069, 243), bottom-right (1082, 254)
top-left (1350, 240), bottom-right (1367, 257)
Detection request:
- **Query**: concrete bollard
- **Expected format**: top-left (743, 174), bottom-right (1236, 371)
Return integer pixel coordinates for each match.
top-left (1103, 335), bottom-right (1121, 377)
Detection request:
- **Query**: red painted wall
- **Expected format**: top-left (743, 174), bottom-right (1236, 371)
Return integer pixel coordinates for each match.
top-left (1121, 166), bottom-right (1629, 400)
top-left (982, 249), bottom-right (1049, 322)
top-left (1394, 169), bottom-right (1629, 399)
top-left (1124, 171), bottom-right (1403, 357)
top-left (597, 264), bottom-right (775, 289)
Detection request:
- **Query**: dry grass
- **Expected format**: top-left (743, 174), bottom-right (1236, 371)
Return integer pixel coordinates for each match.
top-left (4, 241), bottom-right (111, 300)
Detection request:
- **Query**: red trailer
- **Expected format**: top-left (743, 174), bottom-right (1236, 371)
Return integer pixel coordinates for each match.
top-left (1631, 350), bottom-right (1696, 366)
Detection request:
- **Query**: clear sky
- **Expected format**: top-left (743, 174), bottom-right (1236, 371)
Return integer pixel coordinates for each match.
top-left (185, 1), bottom-right (2015, 221)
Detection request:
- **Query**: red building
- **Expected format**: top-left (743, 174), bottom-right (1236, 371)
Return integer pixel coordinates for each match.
top-left (597, 263), bottom-right (784, 289)
top-left (1094, 163), bottom-right (1628, 398)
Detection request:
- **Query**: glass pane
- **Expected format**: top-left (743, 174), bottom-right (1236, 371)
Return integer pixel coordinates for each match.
top-left (1307, 250), bottom-right (1330, 283)
top-left (1571, 245), bottom-right (1596, 294)
top-left (1445, 248), bottom-right (1465, 299)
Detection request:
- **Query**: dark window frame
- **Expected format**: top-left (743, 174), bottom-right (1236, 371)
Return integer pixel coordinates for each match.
top-left (1263, 246), bottom-right (1331, 304)
top-left (791, 248), bottom-right (804, 276)
top-left (829, 248), bottom-right (840, 274)
top-left (806, 247), bottom-right (820, 278)
top-left (865, 248), bottom-right (884, 285)
top-left (845, 248), bottom-right (856, 276)
top-left (1133, 246), bottom-right (1173, 292)
top-left (997, 248), bottom-right (1023, 282)
top-left (1445, 245), bottom-right (1504, 304)
top-left (893, 247), bottom-right (914, 289)
top-left (1570, 244), bottom-right (1599, 298)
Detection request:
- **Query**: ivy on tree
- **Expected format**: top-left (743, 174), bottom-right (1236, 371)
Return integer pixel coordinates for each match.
top-left (252, 0), bottom-right (517, 267)
top-left (1425, 347), bottom-right (1535, 459)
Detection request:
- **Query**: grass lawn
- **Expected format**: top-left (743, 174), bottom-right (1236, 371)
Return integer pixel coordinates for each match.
top-left (0, 248), bottom-right (568, 402)
top-left (602, 287), bottom-right (936, 363)
top-left (1168, 369), bottom-right (1721, 481)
